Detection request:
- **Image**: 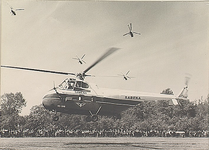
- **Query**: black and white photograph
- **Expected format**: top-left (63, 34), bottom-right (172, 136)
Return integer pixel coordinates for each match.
top-left (1, 0), bottom-right (208, 149)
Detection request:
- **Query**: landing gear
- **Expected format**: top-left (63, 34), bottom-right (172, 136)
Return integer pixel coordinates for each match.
top-left (85, 115), bottom-right (98, 122)
top-left (86, 116), bottom-right (92, 122)
top-left (91, 115), bottom-right (98, 122)
top-left (86, 106), bottom-right (101, 122)
top-left (52, 116), bottom-right (59, 121)
top-left (51, 109), bottom-right (59, 121)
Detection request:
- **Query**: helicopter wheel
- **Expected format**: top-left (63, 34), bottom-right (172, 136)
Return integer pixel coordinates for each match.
top-left (52, 116), bottom-right (59, 121)
top-left (91, 115), bottom-right (98, 122)
top-left (86, 116), bottom-right (92, 122)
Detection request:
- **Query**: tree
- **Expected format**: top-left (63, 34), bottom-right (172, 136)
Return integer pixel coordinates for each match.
top-left (24, 105), bottom-right (52, 131)
top-left (161, 88), bottom-right (174, 95)
top-left (0, 92), bottom-right (26, 136)
top-left (1, 92), bottom-right (26, 115)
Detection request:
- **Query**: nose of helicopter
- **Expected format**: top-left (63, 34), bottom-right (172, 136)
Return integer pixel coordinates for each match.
top-left (42, 97), bottom-right (51, 109)
top-left (42, 91), bottom-right (61, 110)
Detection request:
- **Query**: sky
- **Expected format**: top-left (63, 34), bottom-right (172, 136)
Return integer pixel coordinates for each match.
top-left (1, 1), bottom-right (208, 116)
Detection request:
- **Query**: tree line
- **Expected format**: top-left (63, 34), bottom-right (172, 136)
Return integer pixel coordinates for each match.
top-left (0, 91), bottom-right (208, 137)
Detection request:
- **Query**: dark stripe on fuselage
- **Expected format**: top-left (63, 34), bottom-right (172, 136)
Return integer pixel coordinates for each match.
top-left (43, 93), bottom-right (141, 116)
top-left (98, 97), bottom-right (140, 106)
top-left (43, 93), bottom-right (140, 106)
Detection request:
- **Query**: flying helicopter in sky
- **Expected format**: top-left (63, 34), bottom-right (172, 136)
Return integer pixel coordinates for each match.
top-left (1, 47), bottom-right (189, 122)
top-left (123, 23), bottom-right (141, 37)
top-left (4, 1), bottom-right (24, 16)
top-left (73, 54), bottom-right (86, 64)
top-left (118, 71), bottom-right (133, 80)
top-left (10, 7), bottom-right (24, 15)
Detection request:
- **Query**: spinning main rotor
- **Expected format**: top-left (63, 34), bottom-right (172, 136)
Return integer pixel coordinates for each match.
top-left (1, 47), bottom-right (119, 80)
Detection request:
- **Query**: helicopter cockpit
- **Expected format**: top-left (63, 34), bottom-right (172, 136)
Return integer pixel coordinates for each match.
top-left (59, 78), bottom-right (90, 91)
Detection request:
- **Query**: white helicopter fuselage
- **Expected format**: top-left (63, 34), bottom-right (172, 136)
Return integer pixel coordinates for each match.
top-left (42, 78), bottom-right (182, 118)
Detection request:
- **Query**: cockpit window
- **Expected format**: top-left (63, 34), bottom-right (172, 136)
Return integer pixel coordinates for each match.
top-left (58, 79), bottom-right (89, 90)
top-left (75, 81), bottom-right (89, 88)
top-left (59, 79), bottom-right (75, 90)
top-left (67, 81), bottom-right (75, 89)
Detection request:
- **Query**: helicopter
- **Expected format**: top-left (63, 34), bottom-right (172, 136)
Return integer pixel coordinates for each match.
top-left (118, 71), bottom-right (133, 80)
top-left (73, 54), bottom-right (86, 64)
top-left (123, 23), bottom-right (141, 37)
top-left (1, 47), bottom-right (189, 122)
top-left (10, 7), bottom-right (24, 15)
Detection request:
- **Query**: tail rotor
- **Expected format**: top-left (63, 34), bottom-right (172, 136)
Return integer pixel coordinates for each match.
top-left (185, 76), bottom-right (190, 88)
top-left (178, 74), bottom-right (191, 99)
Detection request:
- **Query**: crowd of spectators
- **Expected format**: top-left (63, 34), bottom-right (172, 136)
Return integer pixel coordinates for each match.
top-left (1, 128), bottom-right (208, 138)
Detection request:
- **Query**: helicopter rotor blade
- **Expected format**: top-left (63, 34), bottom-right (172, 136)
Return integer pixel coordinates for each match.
top-left (1, 65), bottom-right (76, 76)
top-left (83, 47), bottom-right (119, 75)
top-left (123, 33), bottom-right (129, 36)
top-left (81, 54), bottom-right (85, 59)
top-left (82, 60), bottom-right (86, 64)
top-left (128, 23), bottom-right (132, 31)
top-left (126, 71), bottom-right (130, 75)
top-left (127, 76), bottom-right (131, 79)
top-left (185, 73), bottom-right (192, 87)
top-left (128, 24), bottom-right (130, 31)
top-left (15, 9), bottom-right (24, 12)
top-left (185, 76), bottom-right (190, 87)
top-left (133, 32), bottom-right (141, 35)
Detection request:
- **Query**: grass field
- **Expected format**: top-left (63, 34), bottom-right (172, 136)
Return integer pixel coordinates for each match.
top-left (0, 137), bottom-right (208, 150)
